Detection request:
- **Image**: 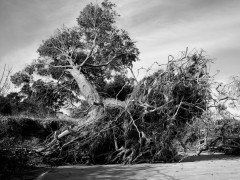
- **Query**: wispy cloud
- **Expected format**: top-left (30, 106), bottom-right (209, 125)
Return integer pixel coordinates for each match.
top-left (115, 0), bottom-right (240, 78)
top-left (0, 0), bottom-right (240, 80)
top-left (0, 0), bottom-right (90, 63)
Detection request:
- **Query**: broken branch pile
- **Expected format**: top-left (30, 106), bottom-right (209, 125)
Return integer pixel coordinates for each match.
top-left (37, 51), bottom-right (217, 165)
top-left (197, 118), bottom-right (240, 155)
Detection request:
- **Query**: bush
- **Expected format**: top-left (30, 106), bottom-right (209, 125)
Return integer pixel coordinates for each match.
top-left (0, 96), bottom-right (12, 115)
top-left (0, 148), bottom-right (29, 179)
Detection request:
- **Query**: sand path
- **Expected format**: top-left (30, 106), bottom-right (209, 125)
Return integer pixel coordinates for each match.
top-left (36, 155), bottom-right (240, 180)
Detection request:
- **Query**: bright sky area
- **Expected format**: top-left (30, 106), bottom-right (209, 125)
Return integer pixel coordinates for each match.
top-left (0, 0), bottom-right (240, 84)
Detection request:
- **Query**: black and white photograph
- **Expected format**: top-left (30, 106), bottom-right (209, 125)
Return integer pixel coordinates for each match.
top-left (0, 0), bottom-right (240, 179)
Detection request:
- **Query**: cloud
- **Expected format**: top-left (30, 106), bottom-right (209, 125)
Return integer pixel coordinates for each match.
top-left (113, 0), bottom-right (240, 79)
top-left (118, 0), bottom-right (240, 30)
top-left (0, 0), bottom-right (91, 62)
top-left (0, 0), bottom-right (240, 81)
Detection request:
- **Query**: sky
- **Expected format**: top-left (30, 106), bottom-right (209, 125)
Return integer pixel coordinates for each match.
top-left (0, 0), bottom-right (240, 82)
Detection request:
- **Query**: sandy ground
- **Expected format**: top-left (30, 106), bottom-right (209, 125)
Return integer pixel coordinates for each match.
top-left (35, 154), bottom-right (240, 180)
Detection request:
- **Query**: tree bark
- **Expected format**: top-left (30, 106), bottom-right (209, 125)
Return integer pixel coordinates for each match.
top-left (67, 67), bottom-right (127, 126)
top-left (67, 67), bottom-right (106, 124)
top-left (68, 67), bottom-right (127, 108)
top-left (68, 68), bottom-right (101, 105)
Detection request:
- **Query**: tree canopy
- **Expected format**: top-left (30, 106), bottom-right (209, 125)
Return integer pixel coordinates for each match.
top-left (11, 0), bottom-right (139, 112)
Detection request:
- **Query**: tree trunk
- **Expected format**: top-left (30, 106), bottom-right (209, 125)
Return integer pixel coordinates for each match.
top-left (68, 67), bottom-right (105, 124)
top-left (68, 68), bottom-right (101, 105)
top-left (68, 67), bottom-right (127, 109)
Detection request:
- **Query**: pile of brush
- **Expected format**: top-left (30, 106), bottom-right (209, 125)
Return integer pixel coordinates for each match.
top-left (37, 50), bottom-right (215, 165)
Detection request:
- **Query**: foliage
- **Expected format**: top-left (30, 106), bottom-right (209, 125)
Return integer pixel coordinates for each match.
top-left (0, 116), bottom-right (76, 178)
top-left (0, 90), bottom-right (57, 117)
top-left (100, 74), bottom-right (134, 101)
top-left (5, 0), bottom-right (240, 168)
top-left (193, 117), bottom-right (240, 155)
top-left (0, 148), bottom-right (29, 179)
top-left (0, 95), bottom-right (12, 115)
top-left (223, 76), bottom-right (240, 106)
top-left (36, 51), bottom-right (214, 165)
top-left (70, 74), bottom-right (133, 118)
top-left (11, 0), bottom-right (139, 111)
top-left (11, 71), bottom-right (66, 115)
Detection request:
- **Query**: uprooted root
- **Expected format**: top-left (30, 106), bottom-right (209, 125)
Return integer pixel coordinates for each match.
top-left (33, 51), bottom-right (217, 165)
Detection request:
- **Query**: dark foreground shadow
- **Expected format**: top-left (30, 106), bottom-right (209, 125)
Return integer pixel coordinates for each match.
top-left (0, 166), bottom-right (49, 180)
top-left (33, 154), bottom-right (240, 180)
top-left (36, 165), bottom-right (177, 180)
top-left (25, 167), bottom-right (50, 180)
top-left (181, 153), bottom-right (240, 162)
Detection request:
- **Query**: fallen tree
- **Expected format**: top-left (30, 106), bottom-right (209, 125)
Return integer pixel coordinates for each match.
top-left (11, 0), bottom-right (137, 119)
top-left (9, 1), bottom-right (240, 165)
top-left (34, 49), bottom-right (215, 165)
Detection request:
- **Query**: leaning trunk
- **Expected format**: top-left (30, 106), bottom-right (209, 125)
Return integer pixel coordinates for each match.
top-left (68, 68), bottom-right (101, 105)
top-left (68, 68), bottom-right (105, 123)
top-left (68, 67), bottom-right (127, 112)
top-left (37, 67), bottom-right (127, 154)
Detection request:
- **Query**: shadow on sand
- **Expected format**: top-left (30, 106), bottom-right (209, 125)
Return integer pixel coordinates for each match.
top-left (181, 153), bottom-right (240, 162)
top-left (34, 154), bottom-right (240, 180)
top-left (36, 165), bottom-right (178, 180)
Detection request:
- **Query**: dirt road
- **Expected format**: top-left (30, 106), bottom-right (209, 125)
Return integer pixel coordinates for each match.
top-left (36, 154), bottom-right (240, 180)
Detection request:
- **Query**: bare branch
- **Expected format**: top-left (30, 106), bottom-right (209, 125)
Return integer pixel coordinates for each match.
top-left (115, 82), bottom-right (128, 100)
top-left (77, 6), bottom-right (101, 68)
top-left (36, 62), bottom-right (73, 69)
top-left (0, 65), bottom-right (11, 95)
top-left (79, 33), bottom-right (97, 67)
top-left (127, 110), bottom-right (141, 141)
top-left (128, 66), bottom-right (138, 84)
top-left (0, 64), bottom-right (6, 84)
top-left (84, 55), bottom-right (116, 68)
top-left (48, 38), bottom-right (74, 66)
